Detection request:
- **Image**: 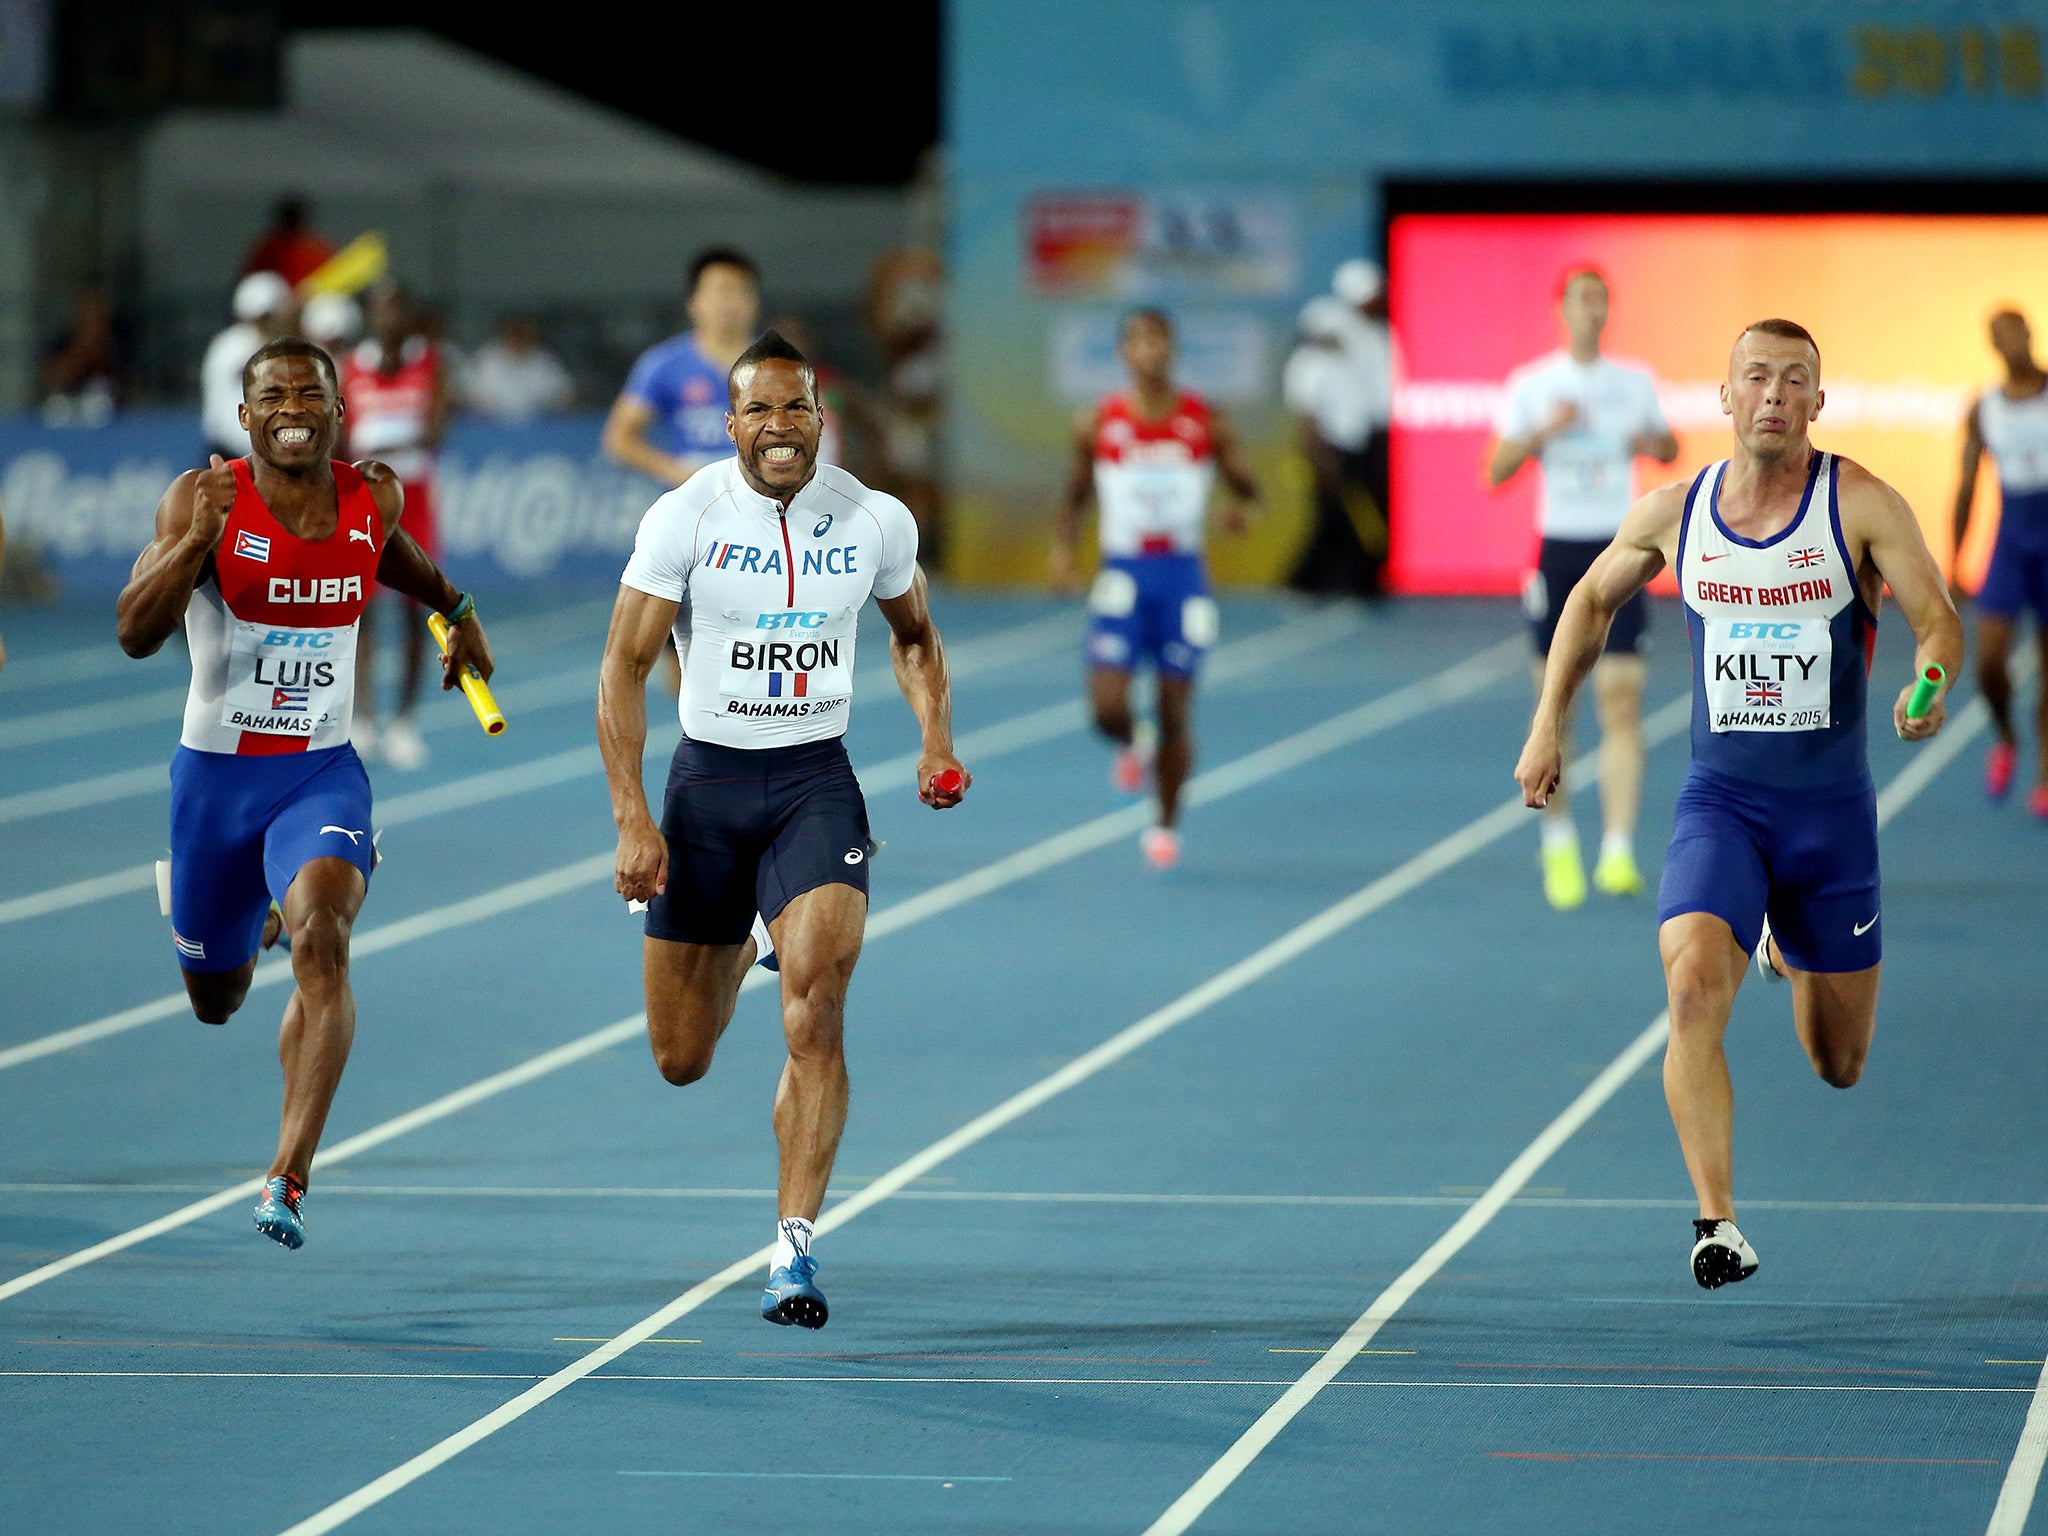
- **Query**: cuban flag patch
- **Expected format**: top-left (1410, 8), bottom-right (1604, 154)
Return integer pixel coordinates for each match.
top-left (173, 930), bottom-right (206, 960)
top-left (271, 685), bottom-right (310, 712)
top-left (1746, 680), bottom-right (1784, 707)
top-left (766, 673), bottom-right (809, 698)
top-left (233, 530), bottom-right (271, 563)
top-left (1787, 546), bottom-right (1825, 570)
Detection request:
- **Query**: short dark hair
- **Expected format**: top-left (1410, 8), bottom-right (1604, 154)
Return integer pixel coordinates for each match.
top-left (242, 335), bottom-right (338, 397)
top-left (1558, 265), bottom-right (1609, 300)
top-left (727, 327), bottom-right (816, 406)
top-left (1122, 307), bottom-right (1173, 340)
top-left (1742, 317), bottom-right (1821, 370)
top-left (688, 247), bottom-right (759, 295)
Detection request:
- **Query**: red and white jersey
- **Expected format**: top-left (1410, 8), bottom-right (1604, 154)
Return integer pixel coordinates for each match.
top-left (180, 459), bottom-right (384, 755)
top-left (1091, 392), bottom-right (1218, 558)
top-left (343, 337), bottom-right (440, 481)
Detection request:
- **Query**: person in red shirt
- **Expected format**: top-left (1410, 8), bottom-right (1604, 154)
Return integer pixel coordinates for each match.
top-left (342, 286), bottom-right (451, 769)
top-left (240, 196), bottom-right (336, 290)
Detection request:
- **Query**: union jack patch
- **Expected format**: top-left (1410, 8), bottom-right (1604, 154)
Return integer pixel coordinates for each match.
top-left (1787, 546), bottom-right (1825, 570)
top-left (1746, 681), bottom-right (1784, 707)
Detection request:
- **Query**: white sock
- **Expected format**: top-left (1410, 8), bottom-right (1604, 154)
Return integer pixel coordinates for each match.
top-left (1600, 829), bottom-right (1633, 862)
top-left (750, 912), bottom-right (774, 963)
top-left (1540, 817), bottom-right (1579, 855)
top-left (772, 1216), bottom-right (814, 1272)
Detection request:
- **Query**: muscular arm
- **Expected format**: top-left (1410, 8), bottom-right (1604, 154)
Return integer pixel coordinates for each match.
top-left (601, 393), bottom-right (696, 487)
top-left (360, 461), bottom-right (494, 686)
top-left (116, 470), bottom-right (214, 658)
top-left (1051, 406), bottom-right (1098, 587)
top-left (1209, 408), bottom-right (1260, 505)
top-left (1950, 400), bottom-right (1985, 584)
top-left (597, 583), bottom-right (681, 901)
top-left (1634, 425), bottom-right (1681, 463)
top-left (1515, 483), bottom-right (1683, 806)
top-left (876, 567), bottom-right (968, 807)
top-left (1842, 463), bottom-right (1965, 742)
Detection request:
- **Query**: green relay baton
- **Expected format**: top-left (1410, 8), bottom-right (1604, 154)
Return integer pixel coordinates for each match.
top-left (1906, 663), bottom-right (1946, 722)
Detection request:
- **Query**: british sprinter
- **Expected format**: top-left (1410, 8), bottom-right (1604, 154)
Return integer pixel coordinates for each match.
top-left (116, 336), bottom-right (494, 1250)
top-left (599, 330), bottom-right (967, 1329)
top-left (1514, 320), bottom-right (1962, 1288)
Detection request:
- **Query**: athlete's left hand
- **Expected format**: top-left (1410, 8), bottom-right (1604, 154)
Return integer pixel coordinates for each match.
top-left (1893, 682), bottom-right (1944, 742)
top-left (919, 753), bottom-right (970, 809)
top-left (439, 615), bottom-right (496, 690)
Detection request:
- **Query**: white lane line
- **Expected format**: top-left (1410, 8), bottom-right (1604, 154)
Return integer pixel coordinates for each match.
top-left (0, 684), bottom-right (189, 750)
top-left (1145, 691), bottom-right (2001, 1536)
top-left (266, 680), bottom-right (1676, 1536)
top-left (0, 764), bottom-right (166, 826)
top-left (0, 611), bottom-right (1388, 1063)
top-left (0, 1371), bottom-right (2028, 1393)
top-left (0, 635), bottom-right (1523, 1302)
top-left (12, 1185), bottom-right (2048, 1216)
top-left (1989, 1368), bottom-right (2048, 1535)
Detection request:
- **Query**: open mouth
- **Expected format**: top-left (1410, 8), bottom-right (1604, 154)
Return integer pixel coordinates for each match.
top-left (274, 425), bottom-right (315, 447)
top-left (759, 443), bottom-right (802, 467)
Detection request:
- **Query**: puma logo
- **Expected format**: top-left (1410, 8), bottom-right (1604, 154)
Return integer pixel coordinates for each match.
top-left (349, 528), bottom-right (376, 547)
top-left (320, 825), bottom-right (366, 844)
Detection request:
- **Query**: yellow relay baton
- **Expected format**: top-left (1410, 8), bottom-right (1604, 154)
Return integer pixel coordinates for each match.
top-left (428, 610), bottom-right (506, 735)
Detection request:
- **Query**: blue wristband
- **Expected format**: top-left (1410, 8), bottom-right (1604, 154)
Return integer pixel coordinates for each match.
top-left (443, 591), bottom-right (475, 625)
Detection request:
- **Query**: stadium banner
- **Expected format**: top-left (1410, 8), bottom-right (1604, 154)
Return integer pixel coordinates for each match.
top-left (0, 413), bottom-right (665, 595)
top-left (1389, 214), bottom-right (2028, 596)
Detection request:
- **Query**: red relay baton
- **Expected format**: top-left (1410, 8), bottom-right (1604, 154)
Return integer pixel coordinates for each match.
top-left (930, 768), bottom-right (964, 799)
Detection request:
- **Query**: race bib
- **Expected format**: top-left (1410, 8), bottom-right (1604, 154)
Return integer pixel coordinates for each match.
top-left (1704, 615), bottom-right (1832, 733)
top-left (718, 607), bottom-right (855, 719)
top-left (221, 618), bottom-right (356, 737)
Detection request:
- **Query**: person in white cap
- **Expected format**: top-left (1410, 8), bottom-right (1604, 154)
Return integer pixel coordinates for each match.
top-left (200, 272), bottom-right (297, 463)
top-left (1287, 262), bottom-right (1393, 596)
top-left (300, 292), bottom-right (363, 359)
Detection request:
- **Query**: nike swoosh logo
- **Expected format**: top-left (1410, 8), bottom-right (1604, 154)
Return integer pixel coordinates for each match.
top-left (320, 825), bottom-right (366, 844)
top-left (1700, 552), bottom-right (1732, 562)
top-left (1853, 914), bottom-right (1878, 936)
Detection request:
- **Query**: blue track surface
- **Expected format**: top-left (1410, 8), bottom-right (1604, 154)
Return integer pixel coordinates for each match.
top-left (1, 585), bottom-right (2044, 1534)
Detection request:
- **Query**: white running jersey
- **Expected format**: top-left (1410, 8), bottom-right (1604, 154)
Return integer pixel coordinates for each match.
top-left (1497, 352), bottom-right (1670, 540)
top-left (621, 458), bottom-right (919, 748)
top-left (1978, 384), bottom-right (2048, 496)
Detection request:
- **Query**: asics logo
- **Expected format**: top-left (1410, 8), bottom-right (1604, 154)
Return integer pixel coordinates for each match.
top-left (321, 825), bottom-right (366, 844)
top-left (843, 848), bottom-right (864, 865)
top-left (812, 513), bottom-right (834, 537)
top-left (1853, 913), bottom-right (1878, 936)
top-left (349, 527), bottom-right (375, 547)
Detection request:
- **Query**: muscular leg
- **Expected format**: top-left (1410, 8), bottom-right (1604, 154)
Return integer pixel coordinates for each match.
top-left (183, 957), bottom-right (258, 1026)
top-left (1786, 960), bottom-right (1881, 1089)
top-left (270, 856), bottom-right (367, 1187)
top-left (1591, 654), bottom-right (1646, 844)
top-left (1658, 912), bottom-right (1751, 1220)
top-left (1979, 613), bottom-right (2017, 745)
top-left (767, 882), bottom-right (865, 1222)
top-left (1089, 667), bottom-right (1135, 747)
top-left (1155, 674), bottom-right (1194, 830)
top-left (643, 932), bottom-right (758, 1085)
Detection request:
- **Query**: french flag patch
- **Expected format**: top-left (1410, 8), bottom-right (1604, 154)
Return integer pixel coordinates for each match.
top-left (233, 530), bottom-right (271, 563)
top-left (766, 673), bottom-right (809, 698)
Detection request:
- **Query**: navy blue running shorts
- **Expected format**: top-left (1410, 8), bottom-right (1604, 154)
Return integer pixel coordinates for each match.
top-left (1525, 536), bottom-right (1647, 657)
top-left (644, 735), bottom-right (872, 947)
top-left (1656, 763), bottom-right (1881, 973)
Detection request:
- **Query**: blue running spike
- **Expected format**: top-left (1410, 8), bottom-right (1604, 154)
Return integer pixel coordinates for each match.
top-left (253, 1176), bottom-right (306, 1249)
top-left (761, 1254), bottom-right (828, 1328)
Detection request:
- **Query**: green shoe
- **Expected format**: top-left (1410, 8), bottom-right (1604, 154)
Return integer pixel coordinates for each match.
top-left (1541, 842), bottom-right (1587, 910)
top-left (1592, 847), bottom-right (1643, 897)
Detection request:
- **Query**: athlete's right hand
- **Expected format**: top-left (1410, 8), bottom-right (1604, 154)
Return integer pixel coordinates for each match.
top-left (1514, 729), bottom-right (1563, 809)
top-left (188, 454), bottom-right (237, 550)
top-left (614, 817), bottom-right (668, 905)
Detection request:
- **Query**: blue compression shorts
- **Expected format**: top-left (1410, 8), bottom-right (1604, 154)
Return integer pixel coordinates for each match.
top-left (1656, 763), bottom-right (1880, 974)
top-left (168, 744), bottom-right (375, 973)
top-left (1086, 554), bottom-right (1217, 679)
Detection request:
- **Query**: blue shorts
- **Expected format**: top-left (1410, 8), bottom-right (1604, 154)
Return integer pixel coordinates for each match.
top-left (1087, 554), bottom-right (1217, 679)
top-left (1656, 763), bottom-right (1880, 974)
top-left (168, 744), bottom-right (376, 974)
top-left (644, 736), bottom-right (871, 947)
top-left (1979, 528), bottom-right (2048, 623)
top-left (1527, 537), bottom-right (1647, 656)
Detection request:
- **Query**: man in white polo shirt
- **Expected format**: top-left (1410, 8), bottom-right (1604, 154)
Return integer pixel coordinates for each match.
top-left (598, 329), bottom-right (969, 1330)
top-left (1489, 267), bottom-right (1678, 910)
